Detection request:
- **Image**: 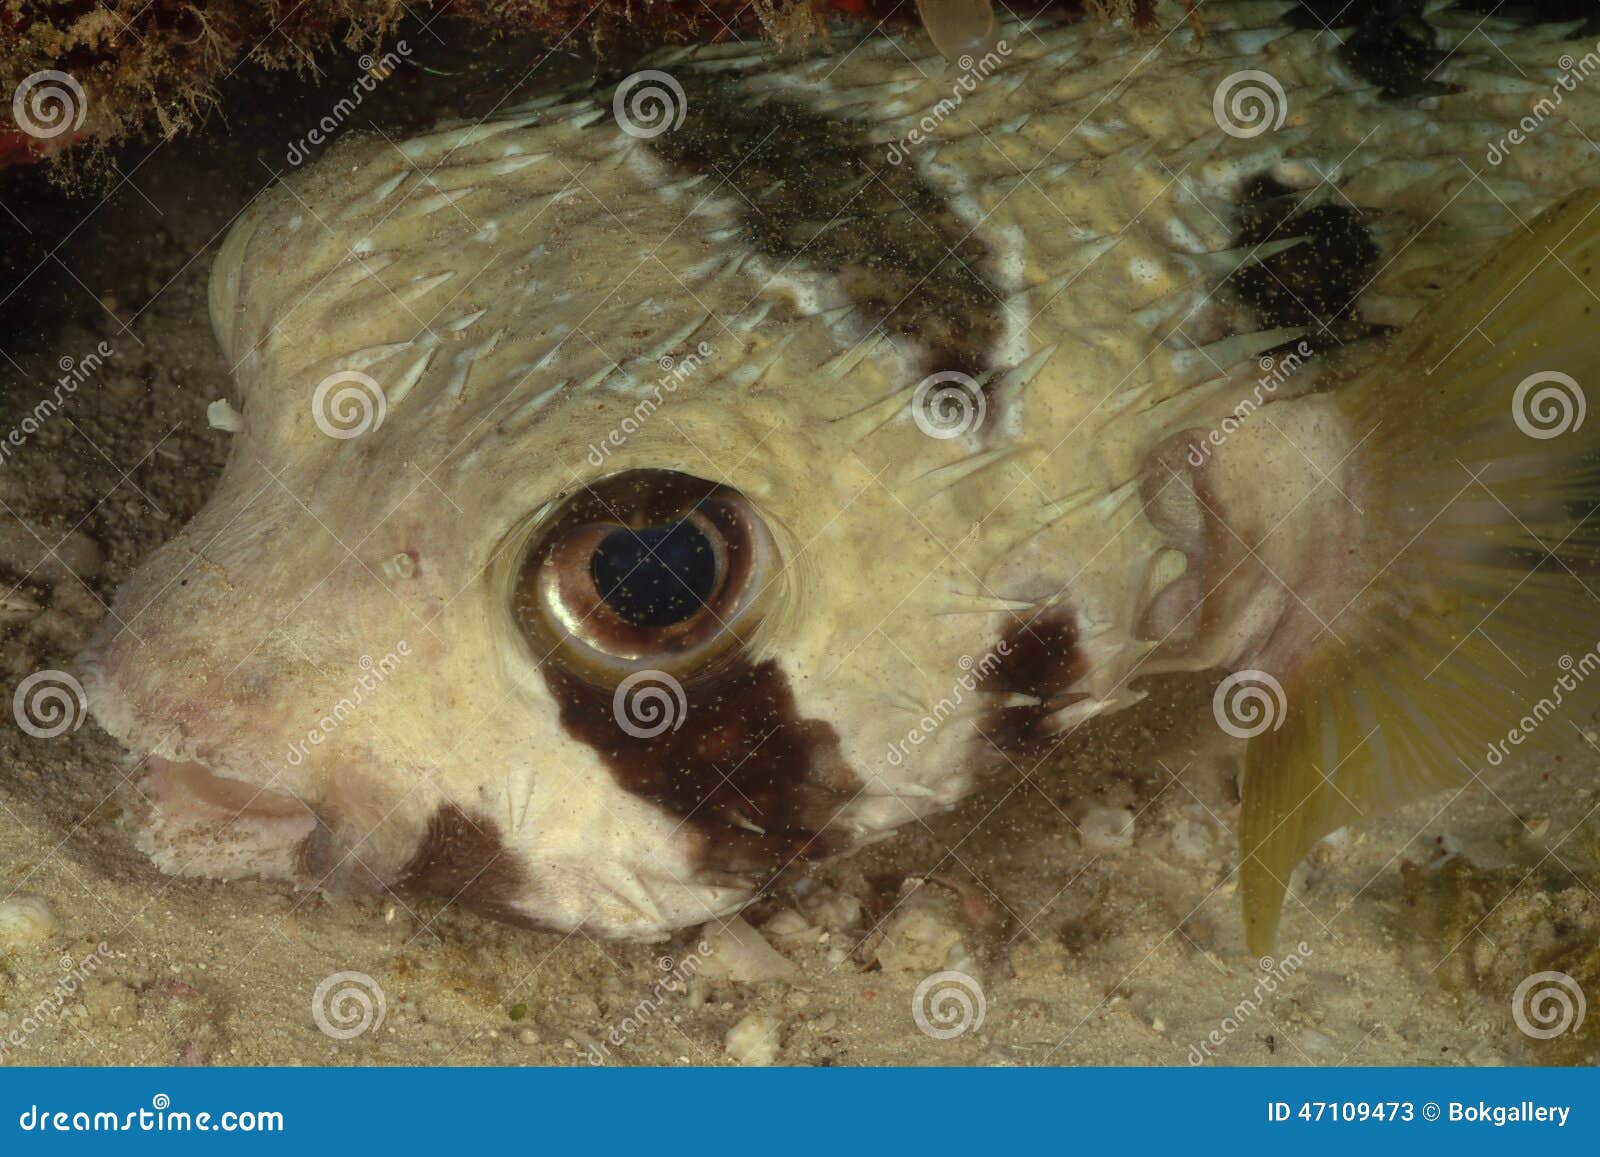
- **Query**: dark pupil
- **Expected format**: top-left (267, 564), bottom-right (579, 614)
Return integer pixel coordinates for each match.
top-left (590, 520), bottom-right (716, 628)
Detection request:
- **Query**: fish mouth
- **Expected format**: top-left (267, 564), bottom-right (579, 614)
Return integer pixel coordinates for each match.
top-left (81, 632), bottom-right (756, 936)
top-left (124, 756), bottom-right (319, 884)
top-left (78, 636), bottom-right (316, 884)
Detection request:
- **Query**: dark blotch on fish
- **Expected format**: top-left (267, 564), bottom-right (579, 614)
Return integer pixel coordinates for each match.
top-left (402, 804), bottom-right (531, 911)
top-left (1289, 0), bottom-right (1451, 99)
top-left (543, 659), bottom-right (860, 883)
top-left (1228, 173), bottom-right (1382, 348)
top-left (1293, 0), bottom-right (1596, 98)
top-left (641, 73), bottom-right (1006, 381)
top-left (1452, 0), bottom-right (1600, 37)
top-left (979, 613), bottom-right (1088, 749)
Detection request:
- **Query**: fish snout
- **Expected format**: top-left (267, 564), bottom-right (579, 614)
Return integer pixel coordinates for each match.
top-left (78, 522), bottom-right (437, 890)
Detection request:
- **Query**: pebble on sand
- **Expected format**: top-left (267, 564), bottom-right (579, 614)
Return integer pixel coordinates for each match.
top-left (0, 895), bottom-right (59, 951)
top-left (1078, 805), bottom-right (1136, 853)
top-left (799, 886), bottom-right (862, 933)
top-left (724, 1012), bottom-right (783, 1066)
top-left (699, 917), bottom-right (798, 983)
top-left (875, 904), bottom-right (964, 974)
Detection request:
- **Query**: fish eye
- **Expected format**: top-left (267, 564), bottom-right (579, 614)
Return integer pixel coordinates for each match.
top-left (512, 469), bottom-right (777, 681)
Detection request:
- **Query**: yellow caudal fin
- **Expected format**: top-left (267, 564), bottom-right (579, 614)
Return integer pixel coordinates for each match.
top-left (1241, 189), bottom-right (1600, 954)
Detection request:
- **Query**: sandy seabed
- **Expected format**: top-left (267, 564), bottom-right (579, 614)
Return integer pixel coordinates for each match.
top-left (1, 22), bottom-right (1597, 1069)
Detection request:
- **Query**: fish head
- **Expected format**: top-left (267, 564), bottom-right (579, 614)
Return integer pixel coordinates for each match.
top-left (79, 38), bottom-right (1360, 938)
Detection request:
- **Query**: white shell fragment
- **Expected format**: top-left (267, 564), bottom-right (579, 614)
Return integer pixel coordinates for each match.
top-left (0, 895), bottom-right (60, 951)
top-left (723, 1012), bottom-right (783, 1066)
top-left (795, 883), bottom-right (862, 932)
top-left (206, 398), bottom-right (245, 432)
top-left (698, 917), bottom-right (797, 983)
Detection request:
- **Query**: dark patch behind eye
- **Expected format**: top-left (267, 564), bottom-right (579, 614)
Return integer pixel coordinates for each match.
top-left (639, 73), bottom-right (1006, 381)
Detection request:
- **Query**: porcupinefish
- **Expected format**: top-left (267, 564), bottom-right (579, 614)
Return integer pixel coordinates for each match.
top-left (80, 1), bottom-right (1600, 950)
